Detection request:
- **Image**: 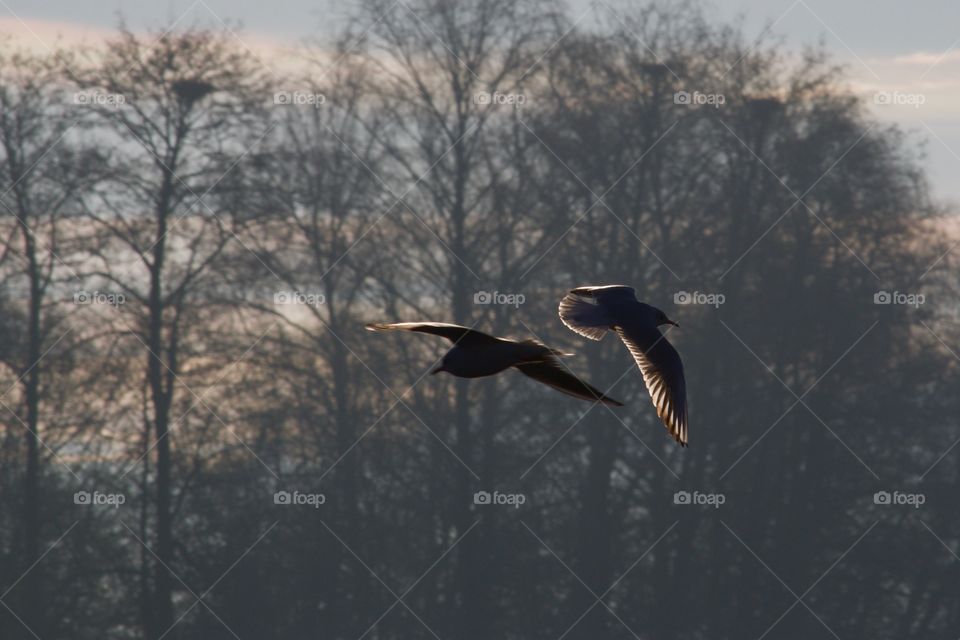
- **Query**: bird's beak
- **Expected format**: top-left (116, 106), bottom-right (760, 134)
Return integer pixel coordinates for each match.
top-left (431, 364), bottom-right (444, 375)
top-left (667, 319), bottom-right (679, 327)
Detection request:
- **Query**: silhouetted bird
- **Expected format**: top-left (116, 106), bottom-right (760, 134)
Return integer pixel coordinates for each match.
top-left (559, 285), bottom-right (688, 446)
top-left (366, 322), bottom-right (623, 406)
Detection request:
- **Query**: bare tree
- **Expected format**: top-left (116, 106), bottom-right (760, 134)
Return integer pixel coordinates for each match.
top-left (68, 27), bottom-right (271, 638)
top-left (0, 44), bottom-right (109, 638)
top-left (347, 0), bottom-right (567, 632)
top-left (223, 52), bottom-right (401, 635)
top-left (0, 3), bottom-right (954, 639)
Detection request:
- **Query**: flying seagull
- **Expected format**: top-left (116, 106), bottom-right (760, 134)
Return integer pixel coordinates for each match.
top-left (558, 286), bottom-right (688, 446)
top-left (366, 321), bottom-right (623, 406)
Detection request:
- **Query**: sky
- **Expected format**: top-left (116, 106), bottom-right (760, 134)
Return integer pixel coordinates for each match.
top-left (2, 0), bottom-right (959, 204)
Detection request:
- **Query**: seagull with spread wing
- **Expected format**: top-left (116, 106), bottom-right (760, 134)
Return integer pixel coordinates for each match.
top-left (558, 285), bottom-right (688, 446)
top-left (366, 322), bottom-right (623, 406)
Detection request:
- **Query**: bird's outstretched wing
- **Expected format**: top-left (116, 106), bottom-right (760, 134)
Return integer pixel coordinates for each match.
top-left (515, 357), bottom-right (624, 407)
top-left (365, 322), bottom-right (501, 346)
top-left (616, 327), bottom-right (688, 446)
top-left (559, 292), bottom-right (612, 341)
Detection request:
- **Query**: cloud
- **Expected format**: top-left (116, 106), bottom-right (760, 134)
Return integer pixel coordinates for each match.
top-left (0, 16), bottom-right (298, 60)
top-left (891, 49), bottom-right (960, 66)
top-left (0, 16), bottom-right (112, 52)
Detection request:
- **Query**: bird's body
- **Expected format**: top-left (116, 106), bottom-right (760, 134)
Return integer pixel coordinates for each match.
top-left (438, 338), bottom-right (549, 378)
top-left (559, 286), bottom-right (689, 446)
top-left (366, 321), bottom-right (623, 406)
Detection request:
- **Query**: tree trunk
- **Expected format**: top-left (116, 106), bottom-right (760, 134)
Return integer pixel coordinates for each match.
top-left (18, 212), bottom-right (43, 636)
top-left (574, 413), bottom-right (618, 639)
top-left (328, 306), bottom-right (361, 637)
top-left (148, 168), bottom-right (175, 638)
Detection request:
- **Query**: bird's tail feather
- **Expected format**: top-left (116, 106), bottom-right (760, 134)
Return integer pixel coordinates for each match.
top-left (559, 293), bottom-right (611, 341)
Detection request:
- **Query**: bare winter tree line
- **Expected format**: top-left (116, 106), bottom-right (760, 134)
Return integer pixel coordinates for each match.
top-left (1, 1), bottom-right (958, 638)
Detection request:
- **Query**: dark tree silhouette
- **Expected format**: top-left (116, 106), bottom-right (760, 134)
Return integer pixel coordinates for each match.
top-left (0, 2), bottom-right (957, 639)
